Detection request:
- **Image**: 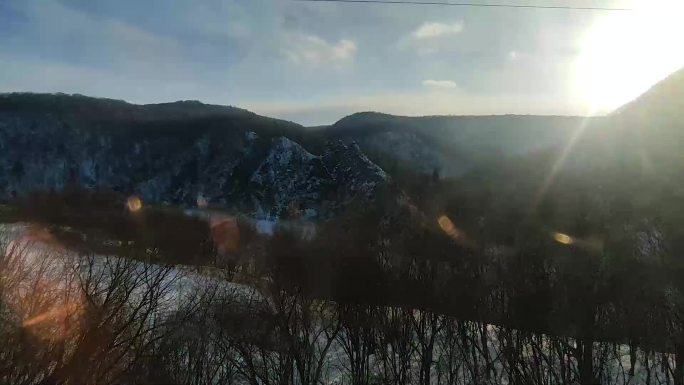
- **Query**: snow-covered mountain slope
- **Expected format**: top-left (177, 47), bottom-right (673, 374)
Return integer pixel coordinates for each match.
top-left (0, 93), bottom-right (388, 218)
top-left (249, 137), bottom-right (387, 218)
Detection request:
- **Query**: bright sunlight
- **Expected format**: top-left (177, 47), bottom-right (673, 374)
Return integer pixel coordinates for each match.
top-left (573, 0), bottom-right (684, 114)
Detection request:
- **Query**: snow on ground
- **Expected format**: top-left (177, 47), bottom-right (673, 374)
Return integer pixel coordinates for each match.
top-left (1, 223), bottom-right (266, 320)
top-left (0, 223), bottom-right (675, 385)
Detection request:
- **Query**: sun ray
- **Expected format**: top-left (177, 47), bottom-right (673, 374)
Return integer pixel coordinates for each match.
top-left (529, 116), bottom-right (591, 214)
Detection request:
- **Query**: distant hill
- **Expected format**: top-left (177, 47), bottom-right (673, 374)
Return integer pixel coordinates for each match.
top-left (614, 67), bottom-right (684, 120)
top-left (0, 92), bottom-right (272, 123)
top-left (445, 66), bottom-right (684, 246)
top-left (325, 111), bottom-right (595, 176)
top-left (608, 68), bottom-right (684, 169)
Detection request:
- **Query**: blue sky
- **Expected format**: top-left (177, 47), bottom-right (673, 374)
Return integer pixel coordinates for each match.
top-left (1, 0), bottom-right (682, 125)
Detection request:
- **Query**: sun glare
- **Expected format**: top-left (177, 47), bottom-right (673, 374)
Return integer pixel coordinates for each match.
top-left (573, 1), bottom-right (684, 114)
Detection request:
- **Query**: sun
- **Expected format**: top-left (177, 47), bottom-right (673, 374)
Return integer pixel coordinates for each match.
top-left (572, 1), bottom-right (684, 114)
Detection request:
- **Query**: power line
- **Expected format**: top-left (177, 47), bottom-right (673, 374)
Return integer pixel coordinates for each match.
top-left (294, 0), bottom-right (633, 11)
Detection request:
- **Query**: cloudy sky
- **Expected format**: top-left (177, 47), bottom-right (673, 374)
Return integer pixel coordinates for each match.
top-left (1, 0), bottom-right (683, 125)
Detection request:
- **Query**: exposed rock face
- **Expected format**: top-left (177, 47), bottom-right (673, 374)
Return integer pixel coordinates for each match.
top-left (250, 137), bottom-right (327, 217)
top-left (249, 138), bottom-right (388, 218)
top-left (0, 93), bottom-right (388, 219)
top-left (321, 140), bottom-right (388, 200)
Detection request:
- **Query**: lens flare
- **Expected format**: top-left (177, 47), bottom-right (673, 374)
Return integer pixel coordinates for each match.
top-left (126, 196), bottom-right (142, 212)
top-left (438, 215), bottom-right (461, 239)
top-left (553, 232), bottom-right (573, 245)
top-left (23, 303), bottom-right (81, 328)
top-left (210, 215), bottom-right (240, 253)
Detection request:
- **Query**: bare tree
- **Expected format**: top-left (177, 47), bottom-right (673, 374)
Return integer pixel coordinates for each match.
top-left (336, 303), bottom-right (377, 385)
top-left (0, 233), bottom-right (189, 385)
top-left (375, 306), bottom-right (415, 385)
top-left (268, 285), bottom-right (341, 385)
top-left (411, 309), bottom-right (442, 385)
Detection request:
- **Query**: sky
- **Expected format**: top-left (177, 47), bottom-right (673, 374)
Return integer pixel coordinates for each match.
top-left (1, 0), bottom-right (683, 125)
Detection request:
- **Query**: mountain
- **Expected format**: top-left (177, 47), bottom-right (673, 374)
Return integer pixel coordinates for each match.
top-left (324, 112), bottom-right (596, 176)
top-left (443, 67), bottom-right (684, 248)
top-left (564, 67), bottom-right (684, 179)
top-left (0, 93), bottom-right (387, 219)
top-left (2, 68), bottom-right (682, 221)
top-left (315, 68), bottom-right (680, 180)
top-left (608, 68), bottom-right (684, 167)
top-left (614, 67), bottom-right (684, 120)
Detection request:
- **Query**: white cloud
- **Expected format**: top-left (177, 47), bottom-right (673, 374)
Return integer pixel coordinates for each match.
top-left (422, 79), bottom-right (458, 89)
top-left (397, 20), bottom-right (465, 55)
top-left (413, 21), bottom-right (464, 40)
top-left (283, 33), bottom-right (357, 67)
top-left (332, 40), bottom-right (357, 60)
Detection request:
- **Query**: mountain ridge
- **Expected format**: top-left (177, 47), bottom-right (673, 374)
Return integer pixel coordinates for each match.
top-left (0, 94), bottom-right (385, 218)
top-left (1, 66), bottom-right (683, 218)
